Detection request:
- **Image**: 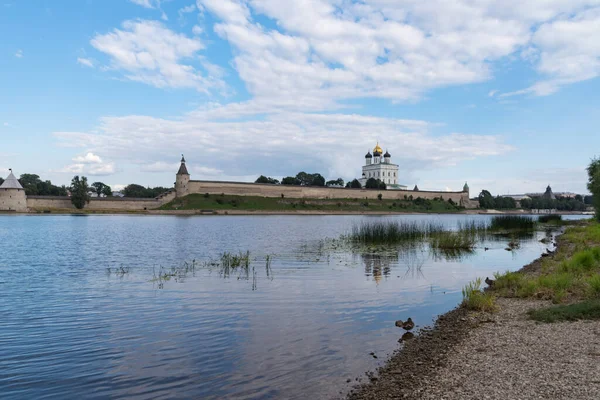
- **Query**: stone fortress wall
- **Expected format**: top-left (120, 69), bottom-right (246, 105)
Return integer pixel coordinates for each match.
top-left (1, 153), bottom-right (474, 212)
top-left (25, 195), bottom-right (169, 211)
top-left (184, 180), bottom-right (473, 206)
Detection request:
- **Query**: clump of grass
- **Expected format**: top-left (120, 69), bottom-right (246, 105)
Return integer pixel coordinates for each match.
top-left (587, 275), bottom-right (600, 297)
top-left (559, 247), bottom-right (600, 274)
top-left (528, 300), bottom-right (600, 323)
top-left (538, 214), bottom-right (562, 224)
top-left (461, 278), bottom-right (496, 312)
top-left (430, 232), bottom-right (475, 250)
top-left (348, 220), bottom-right (444, 244)
top-left (490, 216), bottom-right (535, 231)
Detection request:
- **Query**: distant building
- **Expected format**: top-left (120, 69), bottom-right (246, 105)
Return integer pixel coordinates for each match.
top-left (358, 143), bottom-right (407, 190)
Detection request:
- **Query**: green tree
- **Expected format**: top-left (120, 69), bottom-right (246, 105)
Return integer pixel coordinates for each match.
top-left (281, 176), bottom-right (300, 185)
top-left (365, 178), bottom-right (386, 189)
top-left (327, 178), bottom-right (344, 187)
top-left (91, 182), bottom-right (109, 197)
top-left (350, 179), bottom-right (362, 189)
top-left (310, 173), bottom-right (325, 186)
top-left (584, 195), bottom-right (594, 205)
top-left (587, 157), bottom-right (600, 221)
top-left (255, 175), bottom-right (280, 184)
top-left (102, 185), bottom-right (112, 197)
top-left (70, 176), bottom-right (90, 209)
top-left (19, 174), bottom-right (42, 195)
top-left (478, 190), bottom-right (495, 209)
top-left (123, 184), bottom-right (147, 198)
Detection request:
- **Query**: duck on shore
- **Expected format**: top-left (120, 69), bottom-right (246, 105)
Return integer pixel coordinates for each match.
top-left (485, 277), bottom-right (495, 287)
top-left (395, 318), bottom-right (415, 331)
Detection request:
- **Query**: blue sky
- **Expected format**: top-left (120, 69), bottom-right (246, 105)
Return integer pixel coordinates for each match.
top-left (1, 0), bottom-right (599, 195)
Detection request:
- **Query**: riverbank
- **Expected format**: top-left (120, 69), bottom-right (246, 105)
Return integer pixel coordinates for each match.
top-left (347, 219), bottom-right (600, 400)
top-left (19, 207), bottom-right (590, 216)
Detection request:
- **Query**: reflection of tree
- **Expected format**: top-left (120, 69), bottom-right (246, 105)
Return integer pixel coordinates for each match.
top-left (362, 253), bottom-right (397, 283)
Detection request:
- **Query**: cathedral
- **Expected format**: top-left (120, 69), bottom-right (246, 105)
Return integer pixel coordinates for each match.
top-left (358, 143), bottom-right (407, 190)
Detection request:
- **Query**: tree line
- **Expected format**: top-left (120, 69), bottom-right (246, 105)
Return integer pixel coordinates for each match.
top-left (256, 173), bottom-right (387, 190)
top-left (478, 189), bottom-right (593, 211)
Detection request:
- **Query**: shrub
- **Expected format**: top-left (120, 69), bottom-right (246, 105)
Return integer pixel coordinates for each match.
top-left (377, 193), bottom-right (383, 201)
top-left (204, 193), bottom-right (210, 198)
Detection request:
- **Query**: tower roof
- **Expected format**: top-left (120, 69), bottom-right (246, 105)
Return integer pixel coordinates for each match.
top-left (384, 150), bottom-right (391, 157)
top-left (177, 155), bottom-right (189, 175)
top-left (365, 150), bottom-right (372, 158)
top-left (0, 171), bottom-right (23, 189)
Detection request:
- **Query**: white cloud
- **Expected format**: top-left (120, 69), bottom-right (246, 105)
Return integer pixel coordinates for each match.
top-left (3, 122), bottom-right (9, 127)
top-left (129, 0), bottom-right (157, 9)
top-left (53, 103), bottom-right (513, 183)
top-left (193, 0), bottom-right (600, 107)
top-left (179, 4), bottom-right (196, 15)
top-left (192, 25), bottom-right (203, 35)
top-left (90, 20), bottom-right (224, 93)
top-left (73, 152), bottom-right (102, 164)
top-left (77, 57), bottom-right (94, 68)
top-left (15, 49), bottom-right (23, 58)
top-left (58, 153), bottom-right (115, 176)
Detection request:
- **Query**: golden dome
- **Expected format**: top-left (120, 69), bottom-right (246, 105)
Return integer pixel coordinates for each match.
top-left (373, 143), bottom-right (383, 154)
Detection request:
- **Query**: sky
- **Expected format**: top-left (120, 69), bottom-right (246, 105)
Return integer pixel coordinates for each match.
top-left (1, 0), bottom-right (599, 195)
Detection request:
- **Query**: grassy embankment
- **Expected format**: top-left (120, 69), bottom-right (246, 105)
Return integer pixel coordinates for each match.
top-left (161, 193), bottom-right (464, 213)
top-left (462, 220), bottom-right (600, 322)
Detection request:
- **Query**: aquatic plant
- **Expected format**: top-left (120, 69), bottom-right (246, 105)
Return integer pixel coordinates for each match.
top-left (490, 215), bottom-right (535, 231)
top-left (348, 220), bottom-right (445, 244)
top-left (456, 220), bottom-right (488, 234)
top-left (430, 232), bottom-right (475, 250)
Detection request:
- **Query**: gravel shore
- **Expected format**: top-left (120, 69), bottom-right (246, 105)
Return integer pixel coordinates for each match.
top-left (348, 298), bottom-right (600, 400)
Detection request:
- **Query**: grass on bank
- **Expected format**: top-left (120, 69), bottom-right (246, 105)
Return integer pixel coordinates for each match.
top-left (528, 300), bottom-right (600, 323)
top-left (461, 277), bottom-right (496, 312)
top-left (160, 193), bottom-right (464, 213)
top-left (490, 221), bottom-right (600, 318)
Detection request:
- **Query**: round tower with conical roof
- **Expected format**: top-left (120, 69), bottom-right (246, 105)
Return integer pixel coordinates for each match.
top-left (463, 182), bottom-right (470, 196)
top-left (175, 155), bottom-right (190, 198)
top-left (0, 169), bottom-right (27, 212)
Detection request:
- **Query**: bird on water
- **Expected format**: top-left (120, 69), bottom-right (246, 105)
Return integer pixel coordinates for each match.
top-left (395, 317), bottom-right (415, 331)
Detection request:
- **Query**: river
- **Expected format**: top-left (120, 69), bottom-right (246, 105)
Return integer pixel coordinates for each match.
top-left (0, 214), bottom-right (586, 399)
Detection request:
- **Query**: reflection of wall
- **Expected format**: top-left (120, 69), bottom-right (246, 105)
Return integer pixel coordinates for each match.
top-left (183, 180), bottom-right (473, 206)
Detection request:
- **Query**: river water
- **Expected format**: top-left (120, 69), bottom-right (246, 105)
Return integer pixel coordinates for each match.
top-left (0, 214), bottom-right (586, 399)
